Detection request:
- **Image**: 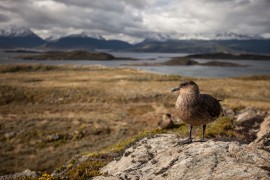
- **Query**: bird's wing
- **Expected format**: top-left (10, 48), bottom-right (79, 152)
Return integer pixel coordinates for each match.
top-left (200, 94), bottom-right (222, 118)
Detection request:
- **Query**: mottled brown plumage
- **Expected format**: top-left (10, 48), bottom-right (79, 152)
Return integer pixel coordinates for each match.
top-left (158, 113), bottom-right (175, 129)
top-left (172, 81), bottom-right (222, 143)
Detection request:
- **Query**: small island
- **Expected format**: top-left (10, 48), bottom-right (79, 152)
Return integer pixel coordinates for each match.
top-left (186, 52), bottom-right (270, 60)
top-left (18, 51), bottom-right (116, 60)
top-left (124, 57), bottom-right (247, 67)
top-left (16, 51), bottom-right (269, 67)
top-left (124, 52), bottom-right (270, 67)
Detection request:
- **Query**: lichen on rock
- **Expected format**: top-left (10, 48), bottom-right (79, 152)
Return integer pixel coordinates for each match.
top-left (95, 134), bottom-right (270, 180)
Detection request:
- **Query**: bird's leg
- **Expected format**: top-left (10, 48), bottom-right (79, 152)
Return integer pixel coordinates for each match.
top-left (188, 125), bottom-right (193, 141)
top-left (200, 124), bottom-right (206, 142)
top-left (183, 125), bottom-right (193, 144)
top-left (174, 125), bottom-right (193, 146)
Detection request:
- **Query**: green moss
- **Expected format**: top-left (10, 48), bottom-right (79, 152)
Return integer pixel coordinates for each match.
top-left (170, 124), bottom-right (189, 137)
top-left (161, 117), bottom-right (235, 140)
top-left (61, 128), bottom-right (165, 178)
top-left (54, 165), bottom-right (66, 174)
top-left (66, 160), bottom-right (105, 179)
top-left (206, 116), bottom-right (235, 138)
top-left (38, 173), bottom-right (53, 180)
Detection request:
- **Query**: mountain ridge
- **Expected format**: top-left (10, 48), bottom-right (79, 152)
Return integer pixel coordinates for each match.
top-left (0, 25), bottom-right (269, 53)
top-left (0, 25), bottom-right (34, 37)
top-left (0, 25), bottom-right (45, 48)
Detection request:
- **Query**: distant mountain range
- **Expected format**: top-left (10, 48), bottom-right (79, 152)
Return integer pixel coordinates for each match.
top-left (43, 33), bottom-right (133, 50)
top-left (143, 32), bottom-right (265, 41)
top-left (0, 25), bottom-right (45, 48)
top-left (177, 32), bottom-right (264, 40)
top-left (0, 25), bottom-right (270, 54)
top-left (132, 39), bottom-right (270, 54)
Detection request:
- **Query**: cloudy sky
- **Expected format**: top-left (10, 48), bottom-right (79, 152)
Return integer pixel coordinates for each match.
top-left (0, 0), bottom-right (269, 42)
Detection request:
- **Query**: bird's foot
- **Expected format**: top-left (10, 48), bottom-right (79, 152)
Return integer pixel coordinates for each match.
top-left (199, 138), bottom-right (206, 142)
top-left (174, 138), bottom-right (193, 146)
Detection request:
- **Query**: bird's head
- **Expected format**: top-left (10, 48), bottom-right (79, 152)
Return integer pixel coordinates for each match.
top-left (171, 81), bottom-right (199, 94)
top-left (162, 113), bottom-right (172, 120)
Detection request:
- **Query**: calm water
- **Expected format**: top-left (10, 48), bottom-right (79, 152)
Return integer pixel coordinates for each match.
top-left (1, 51), bottom-right (270, 78)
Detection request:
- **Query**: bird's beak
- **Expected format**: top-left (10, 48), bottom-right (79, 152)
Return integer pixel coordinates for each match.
top-left (171, 87), bottom-right (180, 92)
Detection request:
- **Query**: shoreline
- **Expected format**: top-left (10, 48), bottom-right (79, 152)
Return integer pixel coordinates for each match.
top-left (0, 63), bottom-right (270, 79)
top-left (1, 63), bottom-right (270, 79)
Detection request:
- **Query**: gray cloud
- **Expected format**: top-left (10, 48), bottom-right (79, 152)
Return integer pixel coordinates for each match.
top-left (0, 14), bottom-right (10, 22)
top-left (0, 0), bottom-right (269, 42)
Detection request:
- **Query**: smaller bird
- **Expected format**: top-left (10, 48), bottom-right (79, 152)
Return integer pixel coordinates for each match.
top-left (171, 81), bottom-right (222, 144)
top-left (158, 113), bottom-right (175, 129)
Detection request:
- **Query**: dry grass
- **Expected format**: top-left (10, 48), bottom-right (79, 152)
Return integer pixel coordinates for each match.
top-left (0, 64), bottom-right (269, 175)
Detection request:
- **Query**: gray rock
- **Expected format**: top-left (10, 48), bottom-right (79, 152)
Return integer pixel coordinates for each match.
top-left (236, 107), bottom-right (264, 127)
top-left (235, 107), bottom-right (266, 142)
top-left (222, 106), bottom-right (235, 118)
top-left (94, 177), bottom-right (119, 180)
top-left (0, 169), bottom-right (37, 180)
top-left (253, 116), bottom-right (270, 151)
top-left (94, 134), bottom-right (270, 180)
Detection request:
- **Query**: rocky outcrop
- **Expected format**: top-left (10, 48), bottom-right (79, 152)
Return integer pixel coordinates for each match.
top-left (221, 106), bottom-right (236, 118)
top-left (252, 115), bottom-right (270, 152)
top-left (235, 107), bottom-right (268, 142)
top-left (95, 134), bottom-right (270, 180)
top-left (1, 107), bottom-right (270, 179)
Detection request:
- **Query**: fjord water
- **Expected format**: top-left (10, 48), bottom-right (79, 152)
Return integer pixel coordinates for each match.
top-left (0, 51), bottom-right (270, 78)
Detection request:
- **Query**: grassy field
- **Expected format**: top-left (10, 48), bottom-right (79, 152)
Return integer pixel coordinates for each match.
top-left (0, 64), bottom-right (269, 175)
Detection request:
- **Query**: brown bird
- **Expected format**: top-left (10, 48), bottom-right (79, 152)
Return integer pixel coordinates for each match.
top-left (171, 81), bottom-right (222, 144)
top-left (158, 113), bottom-right (175, 129)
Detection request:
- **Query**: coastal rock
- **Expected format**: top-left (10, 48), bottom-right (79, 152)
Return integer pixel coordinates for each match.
top-left (94, 134), bottom-right (270, 180)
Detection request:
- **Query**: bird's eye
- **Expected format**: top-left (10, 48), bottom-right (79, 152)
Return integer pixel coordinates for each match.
top-left (181, 82), bottom-right (187, 87)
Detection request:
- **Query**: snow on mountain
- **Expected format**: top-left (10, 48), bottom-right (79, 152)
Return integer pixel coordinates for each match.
top-left (144, 33), bottom-right (172, 42)
top-left (45, 32), bottom-right (106, 42)
top-left (45, 35), bottom-right (61, 42)
top-left (0, 25), bottom-right (35, 37)
top-left (142, 32), bottom-right (264, 42)
top-left (66, 32), bottom-right (105, 40)
top-left (0, 25), bottom-right (45, 48)
top-left (176, 32), bottom-right (264, 40)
